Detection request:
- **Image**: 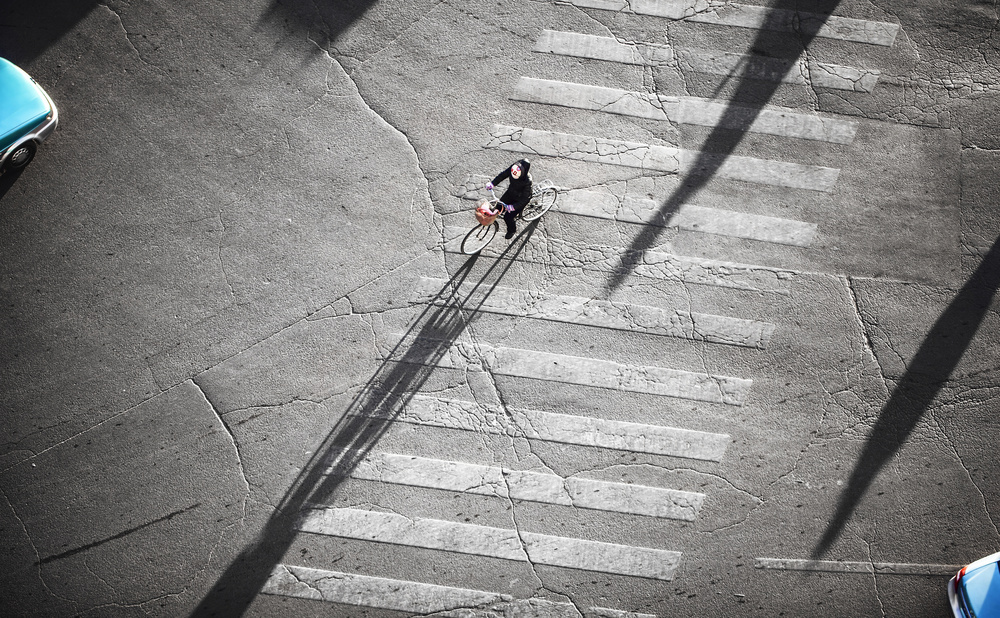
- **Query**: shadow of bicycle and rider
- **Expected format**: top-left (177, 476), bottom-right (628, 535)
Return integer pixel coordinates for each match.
top-left (191, 223), bottom-right (539, 616)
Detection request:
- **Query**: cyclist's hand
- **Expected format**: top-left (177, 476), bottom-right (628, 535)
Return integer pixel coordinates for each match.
top-left (486, 182), bottom-right (494, 191)
top-left (504, 203), bottom-right (515, 213)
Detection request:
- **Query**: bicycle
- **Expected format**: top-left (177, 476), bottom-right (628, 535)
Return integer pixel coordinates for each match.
top-left (460, 181), bottom-right (558, 255)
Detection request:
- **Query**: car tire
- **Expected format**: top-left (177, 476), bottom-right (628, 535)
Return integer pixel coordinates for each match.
top-left (6, 141), bottom-right (37, 171)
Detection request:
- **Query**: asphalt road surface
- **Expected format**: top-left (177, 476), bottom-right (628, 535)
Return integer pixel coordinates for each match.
top-left (2, 0), bottom-right (999, 616)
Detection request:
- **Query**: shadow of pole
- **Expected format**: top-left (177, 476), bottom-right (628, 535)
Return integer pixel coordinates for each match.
top-left (259, 0), bottom-right (377, 51)
top-left (604, 0), bottom-right (843, 295)
top-left (812, 236), bottom-right (1000, 558)
top-left (0, 1), bottom-right (102, 64)
top-left (190, 224), bottom-right (538, 616)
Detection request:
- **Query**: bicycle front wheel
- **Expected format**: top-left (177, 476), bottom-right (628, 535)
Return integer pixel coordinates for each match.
top-left (520, 186), bottom-right (558, 222)
top-left (461, 222), bottom-right (498, 254)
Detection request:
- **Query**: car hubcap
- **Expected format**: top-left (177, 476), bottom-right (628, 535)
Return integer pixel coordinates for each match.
top-left (11, 147), bottom-right (29, 165)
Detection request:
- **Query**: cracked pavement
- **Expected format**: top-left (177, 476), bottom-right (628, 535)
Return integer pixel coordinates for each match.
top-left (1, 0), bottom-right (999, 616)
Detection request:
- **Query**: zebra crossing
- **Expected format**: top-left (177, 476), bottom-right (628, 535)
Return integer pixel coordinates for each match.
top-left (263, 1), bottom-right (900, 614)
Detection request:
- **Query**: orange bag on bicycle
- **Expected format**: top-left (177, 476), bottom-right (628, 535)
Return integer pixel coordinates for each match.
top-left (475, 200), bottom-right (499, 226)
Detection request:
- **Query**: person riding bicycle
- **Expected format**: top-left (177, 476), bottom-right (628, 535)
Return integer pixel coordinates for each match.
top-left (486, 158), bottom-right (532, 239)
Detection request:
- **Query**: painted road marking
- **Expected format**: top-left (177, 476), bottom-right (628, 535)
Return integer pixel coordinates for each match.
top-left (755, 558), bottom-right (961, 576)
top-left (361, 395), bottom-right (731, 461)
top-left (487, 125), bottom-right (841, 192)
top-left (415, 277), bottom-right (776, 348)
top-left (515, 75), bottom-right (672, 121)
top-left (555, 189), bottom-right (817, 247)
top-left (676, 95), bottom-right (857, 144)
top-left (381, 336), bottom-right (752, 405)
top-left (263, 565), bottom-right (657, 617)
top-left (536, 31), bottom-right (880, 92)
top-left (534, 29), bottom-right (674, 66)
top-left (298, 507), bottom-right (683, 580)
top-left (675, 47), bottom-right (881, 93)
top-left (565, 0), bottom-right (900, 47)
top-left (328, 450), bottom-right (707, 520)
top-left (442, 227), bottom-right (798, 294)
top-left (263, 565), bottom-right (502, 613)
top-left (513, 77), bottom-right (858, 144)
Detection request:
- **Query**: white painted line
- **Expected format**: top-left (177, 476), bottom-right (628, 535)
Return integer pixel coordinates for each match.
top-left (590, 609), bottom-right (658, 618)
top-left (381, 336), bottom-right (752, 405)
top-left (487, 125), bottom-right (841, 192)
top-left (676, 47), bottom-right (881, 93)
top-left (330, 450), bottom-right (707, 520)
top-left (755, 558), bottom-right (962, 576)
top-left (514, 76), bottom-right (671, 121)
top-left (263, 565), bottom-right (658, 617)
top-left (559, 189), bottom-right (816, 247)
top-left (442, 226), bottom-right (798, 294)
top-left (262, 564), bottom-right (504, 613)
top-left (364, 395), bottom-right (731, 462)
top-left (298, 507), bottom-right (682, 580)
top-left (534, 32), bottom-right (880, 92)
top-left (415, 277), bottom-right (776, 348)
top-left (512, 78), bottom-right (857, 143)
top-left (566, 0), bottom-right (899, 46)
top-left (676, 96), bottom-right (857, 144)
top-left (534, 29), bottom-right (674, 66)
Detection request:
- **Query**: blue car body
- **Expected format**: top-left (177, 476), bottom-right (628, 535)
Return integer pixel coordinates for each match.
top-left (0, 57), bottom-right (58, 170)
top-left (951, 552), bottom-right (1000, 618)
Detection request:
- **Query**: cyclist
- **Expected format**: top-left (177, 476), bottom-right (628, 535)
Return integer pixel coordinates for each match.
top-left (486, 158), bottom-right (532, 239)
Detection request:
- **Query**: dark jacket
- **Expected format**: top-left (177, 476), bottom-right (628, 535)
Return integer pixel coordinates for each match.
top-left (492, 159), bottom-right (533, 206)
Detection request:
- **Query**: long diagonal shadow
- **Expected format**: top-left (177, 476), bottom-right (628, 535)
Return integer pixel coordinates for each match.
top-left (191, 224), bottom-right (539, 616)
top-left (604, 0), bottom-right (843, 294)
top-left (813, 236), bottom-right (1000, 557)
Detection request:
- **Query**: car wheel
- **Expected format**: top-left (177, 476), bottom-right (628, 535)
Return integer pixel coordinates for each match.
top-left (6, 141), bottom-right (37, 170)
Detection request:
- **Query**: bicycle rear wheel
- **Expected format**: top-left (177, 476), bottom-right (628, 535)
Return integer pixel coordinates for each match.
top-left (520, 186), bottom-right (558, 222)
top-left (461, 222), bottom-right (498, 254)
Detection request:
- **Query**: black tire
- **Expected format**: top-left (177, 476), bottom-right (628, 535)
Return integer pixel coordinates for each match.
top-left (520, 186), bottom-right (557, 222)
top-left (5, 141), bottom-right (36, 171)
top-left (461, 222), bottom-right (498, 254)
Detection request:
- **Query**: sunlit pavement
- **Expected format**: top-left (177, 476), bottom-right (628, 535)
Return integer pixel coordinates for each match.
top-left (1, 1), bottom-right (998, 616)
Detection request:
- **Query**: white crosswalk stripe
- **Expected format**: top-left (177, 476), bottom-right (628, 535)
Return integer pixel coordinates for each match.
top-left (534, 29), bottom-right (675, 66)
top-left (487, 125), bottom-right (841, 191)
top-left (263, 566), bottom-right (658, 617)
top-left (535, 31), bottom-right (880, 92)
top-left (565, 0), bottom-right (900, 46)
top-left (513, 77), bottom-right (859, 143)
top-left (381, 336), bottom-right (752, 405)
top-left (533, 30), bottom-right (674, 66)
top-left (676, 47), bottom-right (881, 93)
top-left (354, 395), bottom-right (731, 461)
top-left (327, 450), bottom-right (707, 520)
top-left (443, 227), bottom-right (799, 294)
top-left (415, 277), bottom-right (776, 347)
top-left (297, 507), bottom-right (683, 580)
top-left (553, 189), bottom-right (817, 246)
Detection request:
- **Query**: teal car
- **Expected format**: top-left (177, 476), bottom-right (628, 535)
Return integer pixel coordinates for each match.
top-left (951, 552), bottom-right (1000, 618)
top-left (0, 57), bottom-right (58, 172)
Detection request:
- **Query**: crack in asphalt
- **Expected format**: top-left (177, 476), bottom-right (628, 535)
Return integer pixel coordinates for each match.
top-left (866, 518), bottom-right (887, 618)
top-left (98, 3), bottom-right (163, 73)
top-left (846, 276), bottom-right (892, 395)
top-left (190, 379), bottom-right (251, 520)
top-left (37, 502), bottom-right (203, 567)
top-left (0, 485), bottom-right (81, 611)
top-left (928, 408), bottom-right (1000, 541)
